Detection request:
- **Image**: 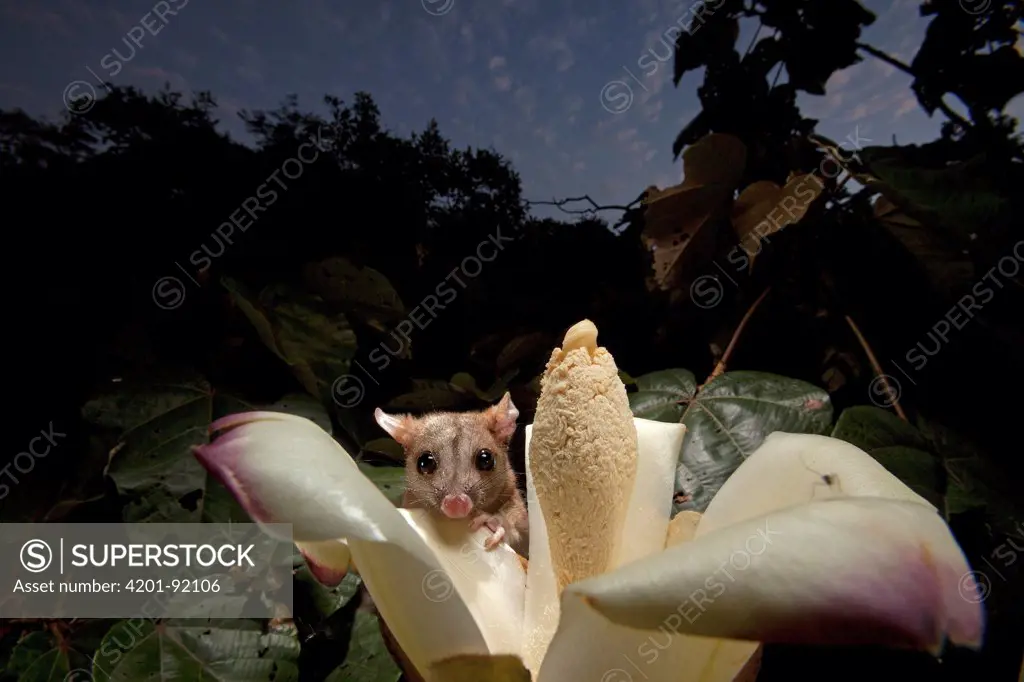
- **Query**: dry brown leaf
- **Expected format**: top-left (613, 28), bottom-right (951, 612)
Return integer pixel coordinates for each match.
top-left (642, 133), bottom-right (747, 291)
top-left (730, 173), bottom-right (823, 262)
top-left (428, 654), bottom-right (532, 682)
top-left (676, 132), bottom-right (747, 188)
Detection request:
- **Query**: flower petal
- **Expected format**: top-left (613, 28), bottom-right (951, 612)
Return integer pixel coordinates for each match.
top-left (427, 654), bottom-right (532, 682)
top-left (536, 593), bottom-right (696, 682)
top-left (610, 419), bottom-right (687, 569)
top-left (563, 497), bottom-right (984, 654)
top-left (194, 411), bottom-right (526, 675)
top-left (400, 508), bottom-right (526, 658)
top-left (696, 432), bottom-right (934, 538)
top-left (666, 510), bottom-right (701, 547)
top-left (521, 424), bottom-right (561, 676)
top-left (295, 539), bottom-right (351, 586)
top-left (662, 511), bottom-right (761, 682)
top-left (537, 504), bottom-right (759, 682)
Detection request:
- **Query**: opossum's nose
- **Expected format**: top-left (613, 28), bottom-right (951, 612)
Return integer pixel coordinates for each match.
top-left (440, 493), bottom-right (473, 519)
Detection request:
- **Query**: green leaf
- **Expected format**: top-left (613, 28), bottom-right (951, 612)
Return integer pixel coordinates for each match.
top-left (360, 437), bottom-right (404, 463)
top-left (90, 619), bottom-right (299, 682)
top-left (831, 405), bottom-right (932, 452)
top-left (7, 621), bottom-right (111, 682)
top-left (385, 379), bottom-right (476, 412)
top-left (832, 409), bottom-right (1022, 528)
top-left (627, 368), bottom-right (698, 422)
top-left (868, 446), bottom-right (944, 509)
top-left (324, 612), bottom-right (401, 682)
top-left (93, 378), bottom-right (237, 523)
top-left (294, 568), bottom-right (361, 621)
top-left (95, 379), bottom-right (331, 523)
top-left (357, 462), bottom-right (406, 506)
top-left (222, 276), bottom-right (357, 399)
top-left (943, 457), bottom-right (1023, 532)
top-left (631, 370), bottom-right (832, 513)
top-left (495, 332), bottom-right (553, 375)
top-left (872, 196), bottom-right (974, 299)
top-left (449, 372), bottom-right (509, 403)
top-left (858, 147), bottom-right (1010, 247)
top-left (302, 256), bottom-right (406, 333)
top-left (429, 654), bottom-right (532, 681)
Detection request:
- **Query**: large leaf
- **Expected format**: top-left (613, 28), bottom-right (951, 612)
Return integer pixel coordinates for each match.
top-left (294, 567), bottom-right (362, 622)
top-left (630, 369), bottom-right (833, 513)
top-left (831, 406), bottom-right (944, 508)
top-left (360, 437), bottom-right (404, 463)
top-left (222, 276), bottom-right (358, 399)
top-left (872, 195), bottom-right (975, 298)
top-left (384, 378), bottom-right (479, 412)
top-left (90, 619), bottom-right (298, 682)
top-left (495, 332), bottom-right (554, 376)
top-left (301, 256), bottom-right (406, 333)
top-left (448, 372), bottom-right (511, 403)
top-left (429, 654), bottom-right (531, 681)
top-left (627, 368), bottom-right (697, 422)
top-left (92, 378), bottom-right (238, 523)
top-left (641, 133), bottom-right (747, 291)
top-left (5, 622), bottom-right (110, 682)
top-left (356, 462), bottom-right (406, 506)
top-left (731, 174), bottom-right (823, 265)
top-left (94, 379), bottom-right (330, 523)
top-left (855, 147), bottom-right (1010, 247)
top-left (324, 613), bottom-right (401, 682)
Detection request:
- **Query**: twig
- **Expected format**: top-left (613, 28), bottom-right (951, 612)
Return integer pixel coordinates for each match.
top-left (525, 193), bottom-right (644, 216)
top-left (855, 42), bottom-right (972, 130)
top-left (705, 287), bottom-right (772, 384)
top-left (844, 315), bottom-right (908, 421)
top-left (525, 190), bottom-right (647, 234)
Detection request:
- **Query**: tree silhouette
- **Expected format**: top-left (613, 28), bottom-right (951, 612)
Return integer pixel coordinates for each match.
top-left (2, 1), bottom-right (1023, 679)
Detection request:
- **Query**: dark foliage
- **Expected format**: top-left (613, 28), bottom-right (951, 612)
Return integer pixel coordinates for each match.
top-left (2, 0), bottom-right (1023, 679)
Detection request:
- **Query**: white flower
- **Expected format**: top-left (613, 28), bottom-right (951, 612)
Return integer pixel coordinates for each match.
top-left (194, 410), bottom-right (983, 682)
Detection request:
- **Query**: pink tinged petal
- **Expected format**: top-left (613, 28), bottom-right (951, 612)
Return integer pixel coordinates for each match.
top-left (566, 497), bottom-right (984, 654)
top-left (296, 540), bottom-right (351, 586)
top-left (193, 412), bottom-right (398, 546)
top-left (209, 409), bottom-right (312, 435)
top-left (193, 412), bottom-right (527, 676)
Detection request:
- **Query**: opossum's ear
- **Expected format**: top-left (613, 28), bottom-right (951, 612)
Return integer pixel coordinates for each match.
top-left (484, 392), bottom-right (519, 442)
top-left (374, 408), bottom-right (415, 447)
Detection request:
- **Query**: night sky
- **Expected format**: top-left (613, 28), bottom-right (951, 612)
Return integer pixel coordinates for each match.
top-left (2, 0), bottom-right (1021, 214)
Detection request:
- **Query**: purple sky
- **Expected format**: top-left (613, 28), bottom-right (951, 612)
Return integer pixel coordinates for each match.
top-left (1, 0), bottom-right (1021, 217)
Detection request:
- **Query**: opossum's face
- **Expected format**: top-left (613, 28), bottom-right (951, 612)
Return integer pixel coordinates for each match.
top-left (374, 394), bottom-right (519, 518)
top-left (403, 411), bottom-right (512, 517)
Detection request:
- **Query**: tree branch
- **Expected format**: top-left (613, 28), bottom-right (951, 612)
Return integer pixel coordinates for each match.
top-left (525, 190), bottom-right (647, 234)
top-left (525, 192), bottom-right (644, 216)
top-left (855, 42), bottom-right (972, 130)
top-left (844, 315), bottom-right (908, 421)
top-left (704, 287), bottom-right (772, 385)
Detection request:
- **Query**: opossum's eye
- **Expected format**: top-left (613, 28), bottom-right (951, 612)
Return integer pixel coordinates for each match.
top-left (417, 452), bottom-right (437, 475)
top-left (475, 449), bottom-right (495, 472)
